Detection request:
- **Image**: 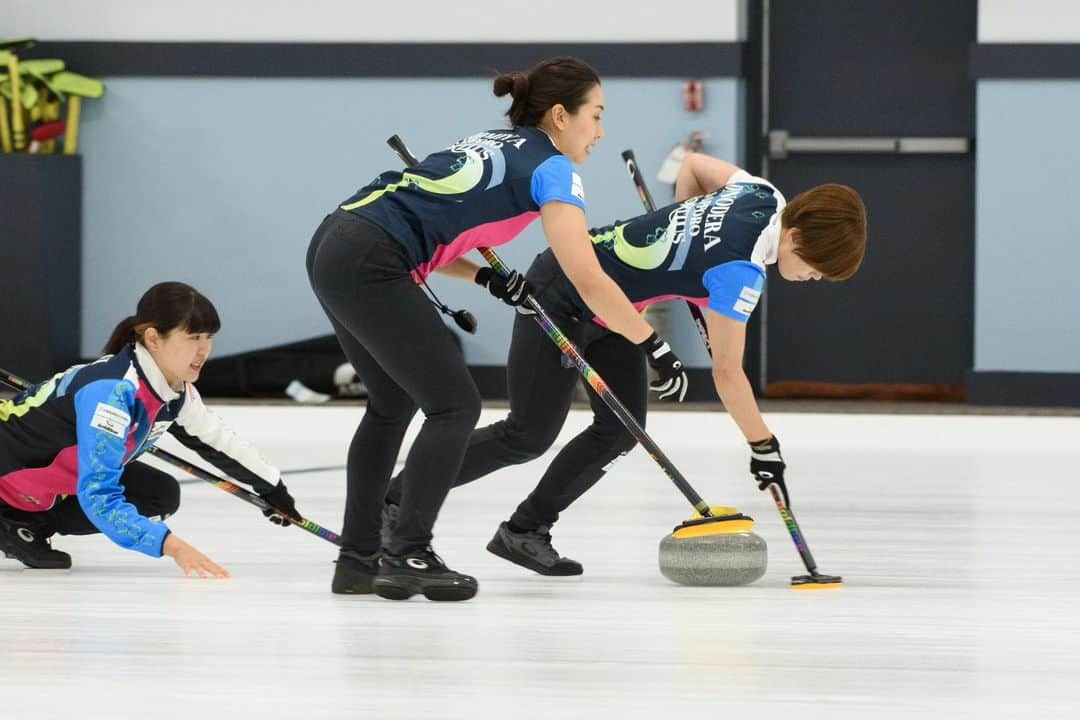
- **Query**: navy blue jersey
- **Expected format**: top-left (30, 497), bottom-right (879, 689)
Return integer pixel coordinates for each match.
top-left (566, 171), bottom-right (785, 323)
top-left (340, 127), bottom-right (585, 280)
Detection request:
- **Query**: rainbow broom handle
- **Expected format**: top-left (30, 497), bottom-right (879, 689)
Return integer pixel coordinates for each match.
top-left (147, 447), bottom-right (341, 545)
top-left (0, 367), bottom-right (342, 546)
top-left (385, 135), bottom-right (711, 517)
top-left (767, 485), bottom-right (819, 574)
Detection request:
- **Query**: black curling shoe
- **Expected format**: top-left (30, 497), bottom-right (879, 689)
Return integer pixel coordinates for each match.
top-left (0, 509), bottom-right (72, 570)
top-left (331, 549), bottom-right (380, 594)
top-left (373, 546), bottom-right (478, 601)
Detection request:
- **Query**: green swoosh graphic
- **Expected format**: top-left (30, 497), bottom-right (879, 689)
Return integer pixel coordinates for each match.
top-left (0, 377), bottom-right (56, 421)
top-left (341, 148), bottom-right (486, 210)
top-left (592, 223), bottom-right (674, 271)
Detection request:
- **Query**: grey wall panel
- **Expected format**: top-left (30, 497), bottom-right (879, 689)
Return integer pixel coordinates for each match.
top-left (975, 80), bottom-right (1080, 373)
top-left (78, 77), bottom-right (741, 366)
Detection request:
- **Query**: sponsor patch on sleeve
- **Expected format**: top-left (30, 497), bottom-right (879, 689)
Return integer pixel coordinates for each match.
top-left (703, 260), bottom-right (766, 323)
top-left (90, 402), bottom-right (131, 439)
top-left (571, 172), bottom-right (585, 202)
top-left (733, 285), bottom-right (762, 317)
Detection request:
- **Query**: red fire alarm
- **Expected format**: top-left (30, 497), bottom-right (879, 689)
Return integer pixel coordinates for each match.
top-left (683, 80), bottom-right (705, 112)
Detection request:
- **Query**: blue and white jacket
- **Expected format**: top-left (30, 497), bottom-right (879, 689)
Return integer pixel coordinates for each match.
top-left (0, 343), bottom-right (279, 557)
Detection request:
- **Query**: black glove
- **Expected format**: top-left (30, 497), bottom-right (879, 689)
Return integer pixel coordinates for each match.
top-left (475, 267), bottom-right (536, 314)
top-left (638, 332), bottom-right (688, 402)
top-left (749, 435), bottom-right (790, 509)
top-left (260, 481), bottom-right (299, 527)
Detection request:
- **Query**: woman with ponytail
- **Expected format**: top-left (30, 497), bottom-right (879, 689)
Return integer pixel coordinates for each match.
top-left (0, 282), bottom-right (300, 576)
top-left (309, 56), bottom-right (687, 601)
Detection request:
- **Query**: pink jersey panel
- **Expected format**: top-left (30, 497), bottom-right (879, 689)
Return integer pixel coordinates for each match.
top-left (411, 212), bottom-right (540, 282)
top-left (0, 445), bottom-right (80, 511)
top-left (591, 294), bottom-right (708, 328)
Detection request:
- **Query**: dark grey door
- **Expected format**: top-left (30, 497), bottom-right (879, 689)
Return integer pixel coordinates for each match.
top-left (757, 0), bottom-right (976, 387)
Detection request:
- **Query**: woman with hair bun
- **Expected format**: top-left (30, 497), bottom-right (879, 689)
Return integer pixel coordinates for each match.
top-left (0, 282), bottom-right (300, 577)
top-left (309, 56), bottom-right (687, 601)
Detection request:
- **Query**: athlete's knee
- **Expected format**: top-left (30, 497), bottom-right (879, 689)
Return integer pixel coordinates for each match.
top-left (364, 394), bottom-right (419, 429)
top-left (587, 421), bottom-right (638, 458)
top-left (450, 387), bottom-right (483, 429)
top-left (500, 418), bottom-right (559, 463)
top-left (421, 385), bottom-right (482, 435)
top-left (158, 476), bottom-right (181, 519)
top-left (130, 468), bottom-right (181, 521)
top-left (608, 430), bottom-right (638, 457)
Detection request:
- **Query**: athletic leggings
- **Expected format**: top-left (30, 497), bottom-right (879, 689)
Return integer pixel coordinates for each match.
top-left (0, 461), bottom-right (180, 536)
top-left (387, 250), bottom-right (648, 531)
top-left (306, 211), bottom-right (481, 555)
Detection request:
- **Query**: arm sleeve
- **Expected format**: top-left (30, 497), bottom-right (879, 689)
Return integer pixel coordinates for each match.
top-left (74, 379), bottom-right (171, 558)
top-left (530, 155), bottom-right (586, 210)
top-left (703, 261), bottom-right (766, 323)
top-left (168, 384), bottom-right (280, 495)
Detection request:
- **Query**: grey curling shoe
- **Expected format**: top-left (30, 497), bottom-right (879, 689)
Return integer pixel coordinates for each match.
top-left (486, 522), bottom-right (583, 576)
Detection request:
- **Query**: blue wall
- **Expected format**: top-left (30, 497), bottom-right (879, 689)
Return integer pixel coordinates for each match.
top-left (79, 77), bottom-right (741, 367)
top-left (975, 80), bottom-right (1080, 373)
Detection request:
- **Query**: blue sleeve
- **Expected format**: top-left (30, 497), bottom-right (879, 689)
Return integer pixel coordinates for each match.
top-left (74, 379), bottom-right (171, 558)
top-left (703, 261), bottom-right (766, 323)
top-left (530, 155), bottom-right (586, 210)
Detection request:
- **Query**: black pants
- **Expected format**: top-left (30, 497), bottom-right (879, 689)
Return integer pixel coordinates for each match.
top-left (388, 250), bottom-right (647, 530)
top-left (306, 211), bottom-right (481, 555)
top-left (0, 461), bottom-right (180, 536)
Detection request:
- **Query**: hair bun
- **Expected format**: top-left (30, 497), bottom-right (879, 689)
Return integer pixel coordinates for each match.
top-left (493, 71), bottom-right (529, 99)
top-left (510, 72), bottom-right (529, 99)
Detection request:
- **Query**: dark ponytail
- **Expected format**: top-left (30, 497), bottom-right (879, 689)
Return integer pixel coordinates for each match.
top-left (103, 316), bottom-right (141, 356)
top-left (102, 282), bottom-right (221, 355)
top-left (493, 57), bottom-right (600, 128)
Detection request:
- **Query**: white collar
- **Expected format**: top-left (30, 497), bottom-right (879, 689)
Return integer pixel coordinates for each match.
top-left (752, 216), bottom-right (782, 267)
top-left (133, 342), bottom-right (182, 402)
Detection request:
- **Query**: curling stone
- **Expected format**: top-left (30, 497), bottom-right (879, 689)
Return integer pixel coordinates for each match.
top-left (658, 506), bottom-right (767, 586)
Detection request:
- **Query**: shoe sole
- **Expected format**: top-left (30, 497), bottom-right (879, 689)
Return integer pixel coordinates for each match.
top-left (1, 547), bottom-right (72, 570)
top-left (486, 537), bottom-right (583, 577)
top-left (331, 577), bottom-right (374, 594)
top-left (372, 577), bottom-right (477, 602)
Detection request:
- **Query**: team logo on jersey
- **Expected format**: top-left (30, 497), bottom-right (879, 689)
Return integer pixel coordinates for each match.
top-left (571, 172), bottom-right (585, 202)
top-left (17, 493), bottom-right (42, 507)
top-left (147, 421), bottom-right (171, 444)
